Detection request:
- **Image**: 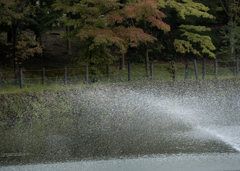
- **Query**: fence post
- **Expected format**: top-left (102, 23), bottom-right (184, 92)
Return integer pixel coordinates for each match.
top-left (86, 65), bottom-right (89, 84)
top-left (64, 66), bottom-right (67, 86)
top-left (193, 59), bottom-right (198, 80)
top-left (214, 59), bottom-right (217, 79)
top-left (150, 62), bottom-right (153, 80)
top-left (202, 58), bottom-right (205, 80)
top-left (42, 68), bottom-right (45, 85)
top-left (173, 70), bottom-right (175, 81)
top-left (20, 68), bottom-right (23, 89)
top-left (237, 58), bottom-right (239, 76)
top-left (184, 59), bottom-right (189, 80)
top-left (106, 64), bottom-right (109, 79)
top-left (128, 62), bottom-right (131, 82)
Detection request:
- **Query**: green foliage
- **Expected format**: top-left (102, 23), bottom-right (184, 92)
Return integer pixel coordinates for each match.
top-left (148, 40), bottom-right (165, 60)
top-left (229, 1), bottom-right (240, 22)
top-left (53, 0), bottom-right (126, 73)
top-left (179, 25), bottom-right (211, 31)
top-left (159, 0), bottom-right (216, 58)
top-left (0, 0), bottom-right (43, 64)
top-left (0, 0), bottom-right (230, 68)
top-left (53, 0), bottom-right (170, 73)
top-left (129, 53), bottom-right (144, 63)
top-left (168, 60), bottom-right (176, 71)
top-left (217, 22), bottom-right (240, 60)
top-left (26, 0), bottom-right (63, 43)
top-left (0, 0), bottom-right (24, 25)
top-left (163, 0), bottom-right (215, 20)
top-left (174, 25), bottom-right (216, 58)
top-left (6, 30), bottom-right (42, 61)
top-left (0, 0), bottom-right (35, 25)
top-left (77, 39), bottom-right (120, 74)
top-left (0, 91), bottom-right (73, 127)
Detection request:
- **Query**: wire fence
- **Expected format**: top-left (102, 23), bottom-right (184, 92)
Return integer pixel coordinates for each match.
top-left (0, 58), bottom-right (239, 92)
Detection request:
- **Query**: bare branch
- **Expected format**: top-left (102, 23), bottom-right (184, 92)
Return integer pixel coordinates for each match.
top-left (225, 0), bottom-right (229, 6)
top-left (220, 0), bottom-right (229, 16)
top-left (131, 18), bottom-right (134, 26)
top-left (125, 20), bottom-right (131, 27)
top-left (16, 0), bottom-right (28, 13)
top-left (101, 9), bottom-right (114, 16)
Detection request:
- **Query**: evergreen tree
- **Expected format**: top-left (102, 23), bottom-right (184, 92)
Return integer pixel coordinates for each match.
top-left (217, 22), bottom-right (240, 72)
top-left (27, 0), bottom-right (63, 46)
top-left (219, 0), bottom-right (240, 59)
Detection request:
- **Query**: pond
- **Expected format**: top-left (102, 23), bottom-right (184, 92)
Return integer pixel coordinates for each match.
top-left (2, 153), bottom-right (240, 171)
top-left (1, 80), bottom-right (240, 170)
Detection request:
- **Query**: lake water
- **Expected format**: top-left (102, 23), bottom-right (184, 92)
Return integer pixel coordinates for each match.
top-left (1, 81), bottom-right (240, 170)
top-left (1, 153), bottom-right (240, 171)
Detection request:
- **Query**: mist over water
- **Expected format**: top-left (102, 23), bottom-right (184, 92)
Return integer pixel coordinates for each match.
top-left (90, 81), bottom-right (240, 150)
top-left (1, 79), bottom-right (240, 170)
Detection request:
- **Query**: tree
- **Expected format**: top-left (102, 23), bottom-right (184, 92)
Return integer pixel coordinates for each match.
top-left (194, 0), bottom-right (227, 24)
top-left (119, 0), bottom-right (170, 76)
top-left (161, 0), bottom-right (216, 59)
top-left (54, 0), bottom-right (124, 73)
top-left (217, 21), bottom-right (240, 75)
top-left (218, 22), bottom-right (240, 58)
top-left (53, 0), bottom-right (169, 74)
top-left (114, 26), bottom-right (157, 71)
top-left (219, 0), bottom-right (240, 59)
top-left (27, 0), bottom-right (62, 46)
top-left (0, 0), bottom-right (42, 78)
top-left (220, 0), bottom-right (239, 22)
top-left (174, 25), bottom-right (216, 58)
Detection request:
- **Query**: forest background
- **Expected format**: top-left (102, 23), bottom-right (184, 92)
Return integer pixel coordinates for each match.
top-left (0, 0), bottom-right (240, 79)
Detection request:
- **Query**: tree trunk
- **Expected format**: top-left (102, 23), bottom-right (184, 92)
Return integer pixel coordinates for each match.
top-left (230, 23), bottom-right (235, 59)
top-left (119, 52), bottom-right (125, 70)
top-left (231, 38), bottom-right (235, 59)
top-left (66, 13), bottom-right (72, 55)
top-left (12, 1), bottom-right (26, 82)
top-left (229, 0), bottom-right (235, 59)
top-left (7, 30), bottom-right (12, 43)
top-left (145, 43), bottom-right (149, 77)
top-left (229, 0), bottom-right (234, 21)
top-left (12, 25), bottom-right (19, 81)
top-left (66, 27), bottom-right (72, 55)
top-left (39, 0), bottom-right (44, 57)
top-left (39, 35), bottom-right (43, 46)
top-left (39, 36), bottom-right (43, 57)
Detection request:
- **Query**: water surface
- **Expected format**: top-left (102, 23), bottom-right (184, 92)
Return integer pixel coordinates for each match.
top-left (1, 80), bottom-right (240, 170)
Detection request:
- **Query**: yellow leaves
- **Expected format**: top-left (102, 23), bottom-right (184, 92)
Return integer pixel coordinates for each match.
top-left (174, 33), bottom-right (216, 58)
top-left (156, 0), bottom-right (166, 8)
top-left (215, 7), bottom-right (223, 12)
top-left (164, 0), bottom-right (214, 20)
top-left (174, 39), bottom-right (190, 53)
